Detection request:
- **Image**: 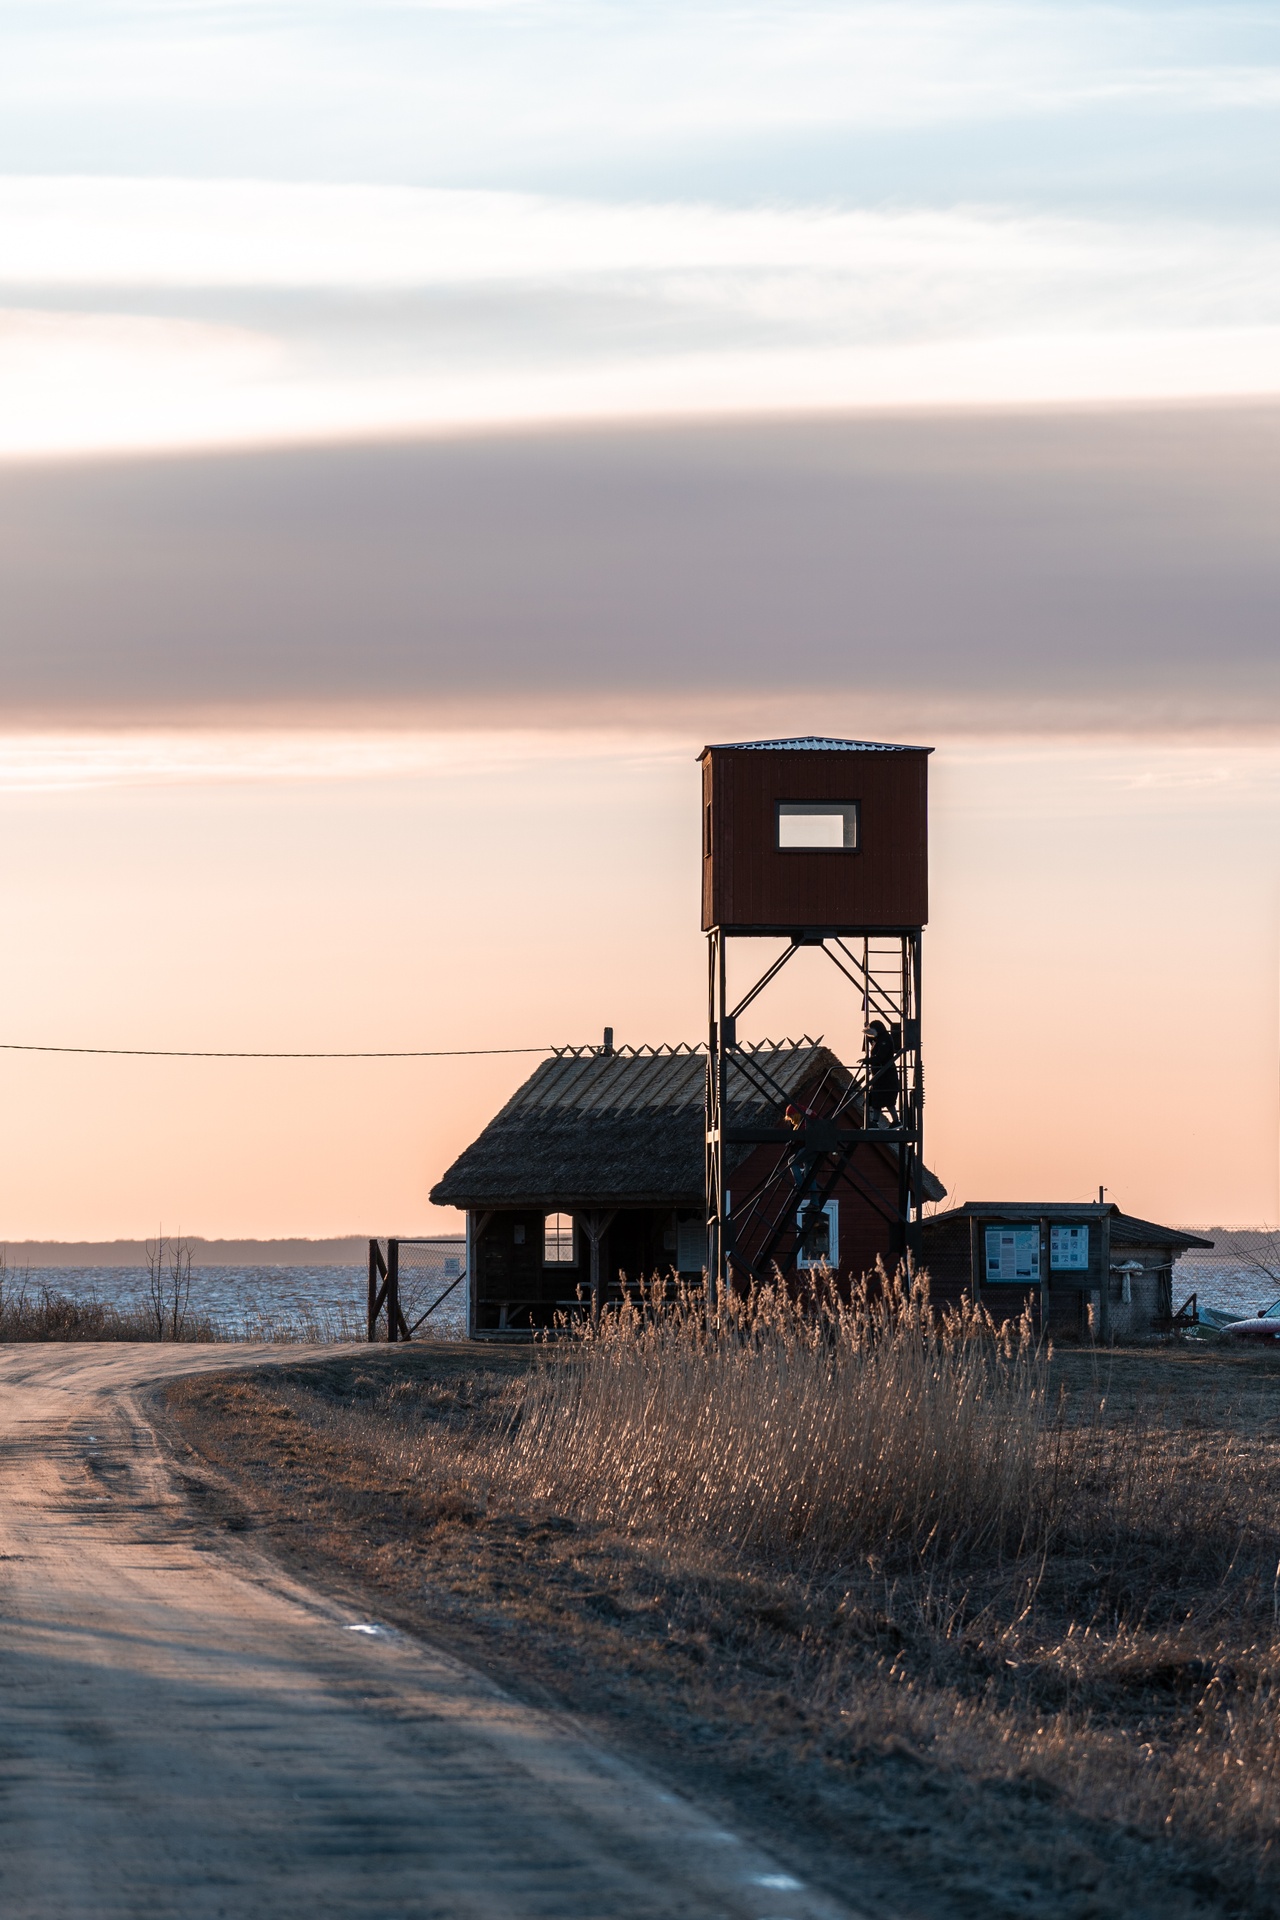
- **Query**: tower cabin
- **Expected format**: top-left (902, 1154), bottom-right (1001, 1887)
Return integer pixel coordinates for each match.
top-left (701, 734), bottom-right (930, 935)
top-left (430, 1039), bottom-right (945, 1337)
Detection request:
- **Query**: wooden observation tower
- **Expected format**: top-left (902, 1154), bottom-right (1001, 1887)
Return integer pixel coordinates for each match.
top-left (701, 735), bottom-right (931, 1295)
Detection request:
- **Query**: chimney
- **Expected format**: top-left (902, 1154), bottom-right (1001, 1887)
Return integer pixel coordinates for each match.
top-left (601, 1027), bottom-right (614, 1055)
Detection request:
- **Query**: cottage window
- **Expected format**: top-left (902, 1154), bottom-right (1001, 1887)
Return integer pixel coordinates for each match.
top-left (777, 801), bottom-right (858, 851)
top-left (676, 1219), bottom-right (707, 1274)
top-left (543, 1212), bottom-right (576, 1265)
top-left (797, 1200), bottom-right (839, 1269)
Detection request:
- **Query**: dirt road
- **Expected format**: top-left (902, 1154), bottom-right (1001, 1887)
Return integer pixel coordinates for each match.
top-left (0, 1344), bottom-right (857, 1920)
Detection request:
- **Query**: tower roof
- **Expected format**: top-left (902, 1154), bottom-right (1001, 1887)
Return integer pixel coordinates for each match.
top-left (700, 736), bottom-right (931, 756)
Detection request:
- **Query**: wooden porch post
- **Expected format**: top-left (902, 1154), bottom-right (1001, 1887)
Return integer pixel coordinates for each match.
top-left (581, 1211), bottom-right (616, 1318)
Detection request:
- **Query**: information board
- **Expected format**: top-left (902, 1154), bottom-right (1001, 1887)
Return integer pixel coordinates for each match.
top-left (984, 1226), bottom-right (1040, 1283)
top-left (1050, 1224), bottom-right (1090, 1271)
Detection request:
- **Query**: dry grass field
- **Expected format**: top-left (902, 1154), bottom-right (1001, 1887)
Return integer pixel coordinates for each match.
top-left (158, 1281), bottom-right (1280, 1920)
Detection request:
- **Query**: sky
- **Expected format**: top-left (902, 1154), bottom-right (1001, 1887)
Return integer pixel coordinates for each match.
top-left (4, 5), bottom-right (1280, 450)
top-left (1, 3), bottom-right (1279, 1238)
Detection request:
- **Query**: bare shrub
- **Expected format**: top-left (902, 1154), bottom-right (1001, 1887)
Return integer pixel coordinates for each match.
top-left (0, 1278), bottom-right (213, 1341)
top-left (0, 1242), bottom-right (215, 1342)
top-left (141, 1230), bottom-right (202, 1339)
top-left (165, 1235), bottom-right (193, 1338)
top-left (145, 1230), bottom-right (187, 1338)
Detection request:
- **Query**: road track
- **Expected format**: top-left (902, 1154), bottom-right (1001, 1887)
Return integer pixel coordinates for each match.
top-left (0, 1344), bottom-right (858, 1919)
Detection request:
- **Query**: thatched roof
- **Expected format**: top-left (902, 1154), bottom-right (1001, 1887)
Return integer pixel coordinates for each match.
top-left (430, 1042), bottom-right (943, 1212)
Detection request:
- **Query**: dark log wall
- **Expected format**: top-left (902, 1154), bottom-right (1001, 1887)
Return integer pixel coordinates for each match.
top-left (918, 1214), bottom-right (1041, 1329)
top-left (918, 1216), bottom-right (1188, 1340)
top-left (473, 1207), bottom-right (694, 1330)
top-left (915, 1215), bottom-right (974, 1308)
top-left (472, 1209), bottom-right (563, 1330)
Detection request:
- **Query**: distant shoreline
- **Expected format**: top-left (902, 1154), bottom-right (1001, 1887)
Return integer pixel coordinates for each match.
top-left (1, 1235), bottom-right (463, 1269)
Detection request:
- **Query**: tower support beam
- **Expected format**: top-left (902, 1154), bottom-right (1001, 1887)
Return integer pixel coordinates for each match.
top-left (705, 930), bottom-right (924, 1300)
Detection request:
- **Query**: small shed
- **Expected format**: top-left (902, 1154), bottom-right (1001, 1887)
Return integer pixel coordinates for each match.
top-left (430, 1040), bottom-right (945, 1336)
top-left (919, 1203), bottom-right (1213, 1340)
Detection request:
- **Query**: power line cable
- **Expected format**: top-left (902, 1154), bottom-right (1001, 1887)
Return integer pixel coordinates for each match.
top-left (0, 1043), bottom-right (556, 1060)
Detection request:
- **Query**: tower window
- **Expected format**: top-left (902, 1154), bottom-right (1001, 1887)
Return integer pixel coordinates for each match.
top-left (543, 1212), bottom-right (576, 1265)
top-left (777, 801), bottom-right (858, 851)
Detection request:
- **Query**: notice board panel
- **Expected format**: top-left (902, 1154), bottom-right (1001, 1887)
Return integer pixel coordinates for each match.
top-left (1051, 1224), bottom-right (1090, 1271)
top-left (984, 1226), bottom-right (1040, 1283)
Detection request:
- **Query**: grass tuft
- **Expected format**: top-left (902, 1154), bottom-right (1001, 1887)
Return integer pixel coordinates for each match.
top-left (505, 1268), bottom-right (1048, 1567)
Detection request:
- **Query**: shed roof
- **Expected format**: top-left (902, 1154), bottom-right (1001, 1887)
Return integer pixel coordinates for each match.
top-left (922, 1203), bottom-right (1212, 1253)
top-left (430, 1042), bottom-right (943, 1212)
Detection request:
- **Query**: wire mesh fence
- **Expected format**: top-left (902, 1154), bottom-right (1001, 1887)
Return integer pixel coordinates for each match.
top-left (1172, 1227), bottom-right (1280, 1320)
top-left (381, 1237), bottom-right (467, 1338)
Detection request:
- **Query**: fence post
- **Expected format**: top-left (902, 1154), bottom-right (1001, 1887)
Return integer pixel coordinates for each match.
top-left (368, 1237), bottom-right (388, 1341)
top-left (383, 1238), bottom-right (411, 1342)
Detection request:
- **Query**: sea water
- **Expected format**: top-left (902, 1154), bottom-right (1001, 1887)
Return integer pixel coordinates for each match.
top-left (1172, 1254), bottom-right (1279, 1322)
top-left (5, 1263), bottom-right (468, 1339)
top-left (8, 1240), bottom-right (1276, 1336)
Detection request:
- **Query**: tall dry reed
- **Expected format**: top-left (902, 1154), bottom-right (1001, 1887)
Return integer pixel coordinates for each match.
top-left (501, 1269), bottom-right (1049, 1568)
top-left (224, 1301), bottom-right (365, 1343)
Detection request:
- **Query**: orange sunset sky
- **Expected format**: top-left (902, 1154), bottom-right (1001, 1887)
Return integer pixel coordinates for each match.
top-left (0, 694), bottom-right (1277, 1240)
top-left (3, 7), bottom-right (1280, 1239)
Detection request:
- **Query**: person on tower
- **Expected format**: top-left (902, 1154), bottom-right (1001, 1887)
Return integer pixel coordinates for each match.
top-left (783, 1101), bottom-right (810, 1190)
top-left (864, 1021), bottom-right (901, 1124)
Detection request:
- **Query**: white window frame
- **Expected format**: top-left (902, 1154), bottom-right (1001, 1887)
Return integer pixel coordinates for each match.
top-left (776, 800), bottom-right (859, 852)
top-left (676, 1218), bottom-right (707, 1274)
top-left (542, 1211), bottom-right (577, 1266)
top-left (797, 1199), bottom-right (839, 1269)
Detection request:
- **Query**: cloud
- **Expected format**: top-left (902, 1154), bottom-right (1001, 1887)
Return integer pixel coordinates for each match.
top-left (6, 177), bottom-right (1277, 293)
top-left (1, 405), bottom-right (1276, 732)
top-left (3, 179), bottom-right (1280, 453)
top-left (6, 6), bottom-right (1278, 156)
top-left (0, 727), bottom-right (682, 792)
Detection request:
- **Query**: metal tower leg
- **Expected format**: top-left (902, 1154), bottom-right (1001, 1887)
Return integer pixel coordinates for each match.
top-left (705, 927), bottom-right (728, 1307)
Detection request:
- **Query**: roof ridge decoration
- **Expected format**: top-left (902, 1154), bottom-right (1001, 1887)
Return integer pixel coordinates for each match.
top-left (550, 1040), bottom-right (705, 1059)
top-left (548, 1037), bottom-right (824, 1059)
